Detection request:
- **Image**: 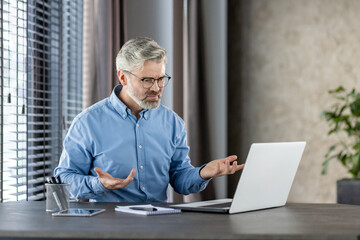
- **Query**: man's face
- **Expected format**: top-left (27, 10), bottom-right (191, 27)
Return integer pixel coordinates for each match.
top-left (126, 60), bottom-right (165, 110)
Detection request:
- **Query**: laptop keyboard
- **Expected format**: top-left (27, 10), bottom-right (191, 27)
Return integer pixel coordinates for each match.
top-left (201, 202), bottom-right (232, 208)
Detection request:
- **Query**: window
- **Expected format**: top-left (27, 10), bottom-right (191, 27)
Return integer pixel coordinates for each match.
top-left (0, 0), bottom-right (83, 202)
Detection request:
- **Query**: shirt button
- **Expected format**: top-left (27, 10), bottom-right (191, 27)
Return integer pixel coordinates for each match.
top-left (136, 124), bottom-right (139, 127)
top-left (142, 187), bottom-right (146, 191)
top-left (138, 145), bottom-right (142, 149)
top-left (122, 114), bottom-right (126, 118)
top-left (140, 165), bottom-right (144, 169)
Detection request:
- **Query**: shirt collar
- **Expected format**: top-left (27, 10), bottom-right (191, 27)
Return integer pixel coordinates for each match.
top-left (142, 109), bottom-right (150, 119)
top-left (110, 85), bottom-right (151, 120)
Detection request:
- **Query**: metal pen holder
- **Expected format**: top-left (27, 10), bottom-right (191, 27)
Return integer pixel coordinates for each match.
top-left (45, 183), bottom-right (70, 212)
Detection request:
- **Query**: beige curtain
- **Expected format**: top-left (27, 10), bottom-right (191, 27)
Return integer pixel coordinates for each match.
top-left (173, 0), bottom-right (216, 202)
top-left (83, 0), bottom-right (127, 108)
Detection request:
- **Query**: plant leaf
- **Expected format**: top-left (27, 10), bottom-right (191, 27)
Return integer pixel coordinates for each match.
top-left (354, 122), bottom-right (360, 132)
top-left (347, 88), bottom-right (356, 97)
top-left (344, 115), bottom-right (352, 128)
top-left (350, 98), bottom-right (360, 117)
top-left (337, 150), bottom-right (344, 162)
top-left (322, 86), bottom-right (360, 178)
top-left (329, 86), bottom-right (345, 94)
top-left (340, 154), bottom-right (348, 166)
top-left (325, 145), bottom-right (336, 158)
top-left (335, 96), bottom-right (345, 101)
top-left (321, 159), bottom-right (330, 175)
top-left (327, 128), bottom-right (337, 135)
top-left (324, 111), bottom-right (336, 121)
top-left (347, 154), bottom-right (360, 178)
top-left (348, 169), bottom-right (358, 178)
top-left (352, 142), bottom-right (360, 151)
top-left (321, 155), bottom-right (337, 175)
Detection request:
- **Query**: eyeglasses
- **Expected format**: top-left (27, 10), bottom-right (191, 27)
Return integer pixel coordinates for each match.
top-left (123, 70), bottom-right (171, 89)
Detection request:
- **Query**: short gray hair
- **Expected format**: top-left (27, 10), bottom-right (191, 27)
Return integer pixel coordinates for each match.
top-left (116, 37), bottom-right (167, 72)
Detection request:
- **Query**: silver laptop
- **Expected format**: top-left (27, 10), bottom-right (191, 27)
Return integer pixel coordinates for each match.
top-left (170, 141), bottom-right (306, 214)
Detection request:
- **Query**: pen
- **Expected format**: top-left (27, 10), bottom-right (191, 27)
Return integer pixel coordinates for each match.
top-left (46, 177), bottom-right (53, 184)
top-left (56, 175), bottom-right (62, 184)
top-left (53, 191), bottom-right (64, 211)
top-left (129, 207), bottom-right (157, 211)
top-left (51, 176), bottom-right (57, 184)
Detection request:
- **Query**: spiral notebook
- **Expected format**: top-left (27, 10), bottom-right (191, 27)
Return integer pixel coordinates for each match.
top-left (115, 204), bottom-right (181, 216)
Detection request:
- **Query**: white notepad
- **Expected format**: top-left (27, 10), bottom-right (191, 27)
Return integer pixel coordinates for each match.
top-left (115, 204), bottom-right (181, 216)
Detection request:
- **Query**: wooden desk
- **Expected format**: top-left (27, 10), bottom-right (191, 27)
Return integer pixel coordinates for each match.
top-left (0, 201), bottom-right (360, 239)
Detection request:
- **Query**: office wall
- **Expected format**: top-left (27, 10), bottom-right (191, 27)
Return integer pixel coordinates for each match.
top-left (233, 0), bottom-right (360, 203)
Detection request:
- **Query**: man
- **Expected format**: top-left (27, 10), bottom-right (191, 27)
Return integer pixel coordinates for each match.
top-left (55, 37), bottom-right (244, 202)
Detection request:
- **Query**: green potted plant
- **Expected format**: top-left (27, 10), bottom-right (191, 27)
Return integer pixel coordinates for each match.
top-left (321, 86), bottom-right (360, 205)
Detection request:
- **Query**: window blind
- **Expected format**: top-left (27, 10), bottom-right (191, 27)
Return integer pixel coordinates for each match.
top-left (61, 0), bottom-right (83, 136)
top-left (0, 0), bottom-right (83, 202)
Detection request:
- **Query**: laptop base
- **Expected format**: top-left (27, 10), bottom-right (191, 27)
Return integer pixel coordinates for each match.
top-left (170, 199), bottom-right (232, 213)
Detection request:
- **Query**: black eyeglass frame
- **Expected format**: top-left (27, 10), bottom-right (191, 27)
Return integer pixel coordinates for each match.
top-left (123, 70), bottom-right (171, 89)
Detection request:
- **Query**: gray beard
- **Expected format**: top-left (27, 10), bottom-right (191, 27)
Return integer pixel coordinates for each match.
top-left (126, 88), bottom-right (161, 110)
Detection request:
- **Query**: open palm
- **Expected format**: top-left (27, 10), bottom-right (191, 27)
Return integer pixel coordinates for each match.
top-left (200, 155), bottom-right (244, 179)
top-left (94, 167), bottom-right (136, 190)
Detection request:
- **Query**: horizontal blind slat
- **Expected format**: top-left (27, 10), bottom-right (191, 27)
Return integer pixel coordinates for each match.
top-left (1, 0), bottom-right (82, 202)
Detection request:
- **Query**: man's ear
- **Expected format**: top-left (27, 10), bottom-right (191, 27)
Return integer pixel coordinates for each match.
top-left (117, 70), bottom-right (127, 86)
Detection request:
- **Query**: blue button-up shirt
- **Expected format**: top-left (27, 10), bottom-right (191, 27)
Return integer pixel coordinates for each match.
top-left (54, 85), bottom-right (210, 202)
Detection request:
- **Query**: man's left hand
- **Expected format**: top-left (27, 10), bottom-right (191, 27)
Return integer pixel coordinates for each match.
top-left (199, 155), bottom-right (244, 179)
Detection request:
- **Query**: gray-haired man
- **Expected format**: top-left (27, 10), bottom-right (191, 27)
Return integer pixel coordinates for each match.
top-left (55, 37), bottom-right (244, 202)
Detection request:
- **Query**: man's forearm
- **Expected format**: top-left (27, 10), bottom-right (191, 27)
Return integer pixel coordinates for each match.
top-left (170, 166), bottom-right (210, 195)
top-left (55, 169), bottom-right (108, 200)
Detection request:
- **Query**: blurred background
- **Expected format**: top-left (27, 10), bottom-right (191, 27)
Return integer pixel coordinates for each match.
top-left (1, 0), bottom-right (359, 203)
top-left (228, 0), bottom-right (360, 204)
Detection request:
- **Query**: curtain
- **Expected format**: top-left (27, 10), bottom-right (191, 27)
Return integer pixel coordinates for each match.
top-left (173, 0), bottom-right (216, 202)
top-left (227, 0), bottom-right (243, 198)
top-left (83, 0), bottom-right (127, 108)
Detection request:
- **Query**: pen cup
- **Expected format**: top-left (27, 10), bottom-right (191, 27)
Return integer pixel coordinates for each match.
top-left (45, 183), bottom-right (70, 212)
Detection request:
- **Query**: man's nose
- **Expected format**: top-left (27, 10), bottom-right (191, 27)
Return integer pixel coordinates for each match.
top-left (150, 80), bottom-right (160, 91)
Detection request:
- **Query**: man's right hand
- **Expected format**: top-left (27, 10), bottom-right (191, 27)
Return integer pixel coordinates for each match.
top-left (94, 167), bottom-right (136, 190)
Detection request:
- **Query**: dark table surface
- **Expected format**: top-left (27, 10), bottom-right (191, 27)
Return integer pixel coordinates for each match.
top-left (0, 201), bottom-right (360, 240)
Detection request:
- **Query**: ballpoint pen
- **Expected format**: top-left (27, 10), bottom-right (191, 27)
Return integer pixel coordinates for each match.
top-left (56, 175), bottom-right (62, 184)
top-left (53, 191), bottom-right (63, 211)
top-left (129, 207), bottom-right (157, 211)
top-left (51, 176), bottom-right (57, 184)
top-left (46, 177), bottom-right (53, 184)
